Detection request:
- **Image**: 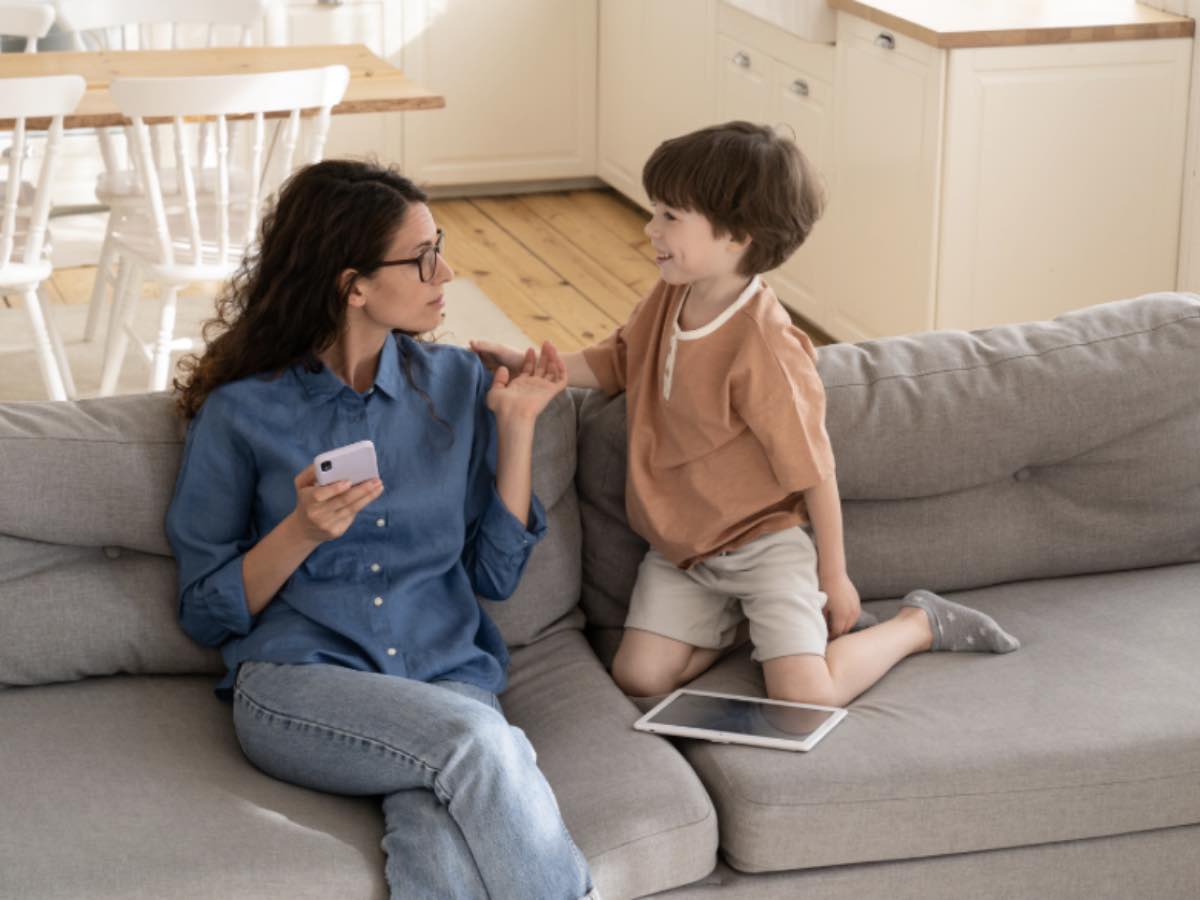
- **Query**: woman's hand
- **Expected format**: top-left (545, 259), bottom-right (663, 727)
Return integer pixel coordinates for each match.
top-left (470, 339), bottom-right (528, 375)
top-left (288, 464), bottom-right (384, 544)
top-left (821, 569), bottom-right (862, 639)
top-left (486, 341), bottom-right (567, 425)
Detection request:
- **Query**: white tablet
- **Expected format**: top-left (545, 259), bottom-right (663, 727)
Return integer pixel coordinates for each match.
top-left (633, 688), bottom-right (847, 753)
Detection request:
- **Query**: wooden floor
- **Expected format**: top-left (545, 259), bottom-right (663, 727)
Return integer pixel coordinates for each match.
top-left (33, 187), bottom-right (825, 351)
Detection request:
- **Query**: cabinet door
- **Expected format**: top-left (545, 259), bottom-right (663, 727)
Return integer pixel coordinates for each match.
top-left (830, 14), bottom-right (945, 341)
top-left (716, 33), bottom-right (771, 123)
top-left (597, 0), bottom-right (715, 209)
top-left (401, 0), bottom-right (596, 186)
top-left (768, 61), bottom-right (834, 329)
top-left (937, 38), bottom-right (1193, 330)
top-left (277, 0), bottom-right (402, 164)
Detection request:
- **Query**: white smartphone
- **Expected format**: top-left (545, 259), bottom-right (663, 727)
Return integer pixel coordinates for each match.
top-left (314, 440), bottom-right (379, 486)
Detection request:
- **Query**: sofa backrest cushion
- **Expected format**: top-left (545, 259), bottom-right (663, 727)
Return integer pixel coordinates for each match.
top-left (0, 389), bottom-right (580, 687)
top-left (577, 293), bottom-right (1200, 629)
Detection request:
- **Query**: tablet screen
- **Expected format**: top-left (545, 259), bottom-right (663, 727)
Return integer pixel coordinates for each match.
top-left (645, 691), bottom-right (838, 742)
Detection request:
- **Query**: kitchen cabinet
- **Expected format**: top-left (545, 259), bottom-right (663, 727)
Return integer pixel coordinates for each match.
top-left (716, 3), bottom-right (836, 332)
top-left (270, 1), bottom-right (403, 164)
top-left (400, 0), bottom-right (597, 186)
top-left (831, 7), bottom-right (1194, 338)
top-left (272, 0), bottom-right (595, 186)
top-left (597, 0), bottom-right (717, 209)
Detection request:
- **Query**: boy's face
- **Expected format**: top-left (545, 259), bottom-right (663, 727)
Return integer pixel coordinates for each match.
top-left (645, 202), bottom-right (749, 286)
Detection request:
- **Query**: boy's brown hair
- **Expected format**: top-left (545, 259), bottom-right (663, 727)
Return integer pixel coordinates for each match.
top-left (642, 120), bottom-right (824, 276)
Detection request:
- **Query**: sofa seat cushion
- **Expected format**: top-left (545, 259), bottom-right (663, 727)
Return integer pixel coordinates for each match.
top-left (0, 675), bottom-right (388, 899)
top-left (674, 564), bottom-right (1200, 874)
top-left (505, 629), bottom-right (718, 899)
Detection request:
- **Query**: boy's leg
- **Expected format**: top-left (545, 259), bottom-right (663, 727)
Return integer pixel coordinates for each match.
top-left (762, 607), bottom-right (931, 707)
top-left (612, 549), bottom-right (743, 697)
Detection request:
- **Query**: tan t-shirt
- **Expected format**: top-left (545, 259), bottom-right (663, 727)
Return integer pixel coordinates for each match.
top-left (583, 276), bottom-right (835, 569)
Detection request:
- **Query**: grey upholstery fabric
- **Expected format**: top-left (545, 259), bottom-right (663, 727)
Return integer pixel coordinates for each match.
top-left (0, 393), bottom-right (184, 555)
top-left (658, 826), bottom-right (1200, 899)
top-left (0, 390), bottom-right (581, 686)
top-left (505, 630), bottom-right (718, 899)
top-left (0, 630), bottom-right (717, 900)
top-left (678, 563), bottom-right (1200, 873)
top-left (0, 676), bottom-right (388, 900)
top-left (483, 390), bottom-right (586, 648)
top-left (0, 536), bottom-right (222, 686)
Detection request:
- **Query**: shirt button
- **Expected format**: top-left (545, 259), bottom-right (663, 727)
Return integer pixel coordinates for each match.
top-left (376, 518), bottom-right (386, 528)
top-left (386, 647), bottom-right (397, 656)
top-left (374, 597), bottom-right (384, 607)
top-left (370, 563), bottom-right (381, 573)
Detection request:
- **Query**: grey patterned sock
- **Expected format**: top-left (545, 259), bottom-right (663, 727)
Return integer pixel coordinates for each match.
top-left (850, 610), bottom-right (879, 632)
top-left (900, 590), bottom-right (1020, 653)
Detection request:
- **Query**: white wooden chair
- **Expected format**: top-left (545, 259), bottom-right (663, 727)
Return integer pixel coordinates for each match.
top-left (51, 0), bottom-right (273, 345)
top-left (0, 2), bottom-right (55, 52)
top-left (0, 74), bottom-right (87, 400)
top-left (98, 65), bottom-right (349, 394)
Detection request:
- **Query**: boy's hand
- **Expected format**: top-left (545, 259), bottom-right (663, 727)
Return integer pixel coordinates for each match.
top-left (486, 342), bottom-right (567, 425)
top-left (821, 570), bottom-right (862, 639)
top-left (470, 339), bottom-right (527, 375)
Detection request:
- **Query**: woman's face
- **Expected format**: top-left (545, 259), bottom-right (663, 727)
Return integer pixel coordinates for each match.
top-left (348, 202), bottom-right (454, 335)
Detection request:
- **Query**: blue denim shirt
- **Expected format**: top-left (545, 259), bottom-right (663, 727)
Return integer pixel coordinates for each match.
top-left (165, 335), bottom-right (546, 699)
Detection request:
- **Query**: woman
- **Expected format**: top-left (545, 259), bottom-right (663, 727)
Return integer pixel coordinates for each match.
top-left (166, 159), bottom-right (595, 899)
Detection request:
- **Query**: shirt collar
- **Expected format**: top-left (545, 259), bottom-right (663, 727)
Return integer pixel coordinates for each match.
top-left (294, 333), bottom-right (405, 402)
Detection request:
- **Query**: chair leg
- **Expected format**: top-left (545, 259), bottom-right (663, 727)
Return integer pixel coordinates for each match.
top-left (149, 283), bottom-right (181, 392)
top-left (82, 222), bottom-right (118, 343)
top-left (98, 262), bottom-right (140, 397)
top-left (21, 288), bottom-right (68, 401)
top-left (40, 289), bottom-right (77, 400)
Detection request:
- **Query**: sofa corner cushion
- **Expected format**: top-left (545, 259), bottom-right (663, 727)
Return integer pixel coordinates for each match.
top-left (0, 392), bottom-right (184, 555)
top-left (678, 564), bottom-right (1200, 874)
top-left (504, 629), bottom-right (718, 899)
top-left (0, 535), bottom-right (222, 687)
top-left (0, 676), bottom-right (387, 899)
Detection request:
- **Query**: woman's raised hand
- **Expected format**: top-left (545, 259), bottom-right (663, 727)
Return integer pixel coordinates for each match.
top-left (289, 465), bottom-right (384, 544)
top-left (486, 340), bottom-right (567, 424)
top-left (469, 339), bottom-right (527, 374)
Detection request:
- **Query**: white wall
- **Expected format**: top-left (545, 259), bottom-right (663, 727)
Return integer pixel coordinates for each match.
top-left (1143, 0), bottom-right (1200, 290)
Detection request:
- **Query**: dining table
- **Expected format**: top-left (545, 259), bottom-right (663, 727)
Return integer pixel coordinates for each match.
top-left (0, 43), bottom-right (445, 130)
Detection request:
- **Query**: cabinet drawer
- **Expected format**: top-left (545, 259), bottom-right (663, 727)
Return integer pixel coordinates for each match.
top-left (839, 10), bottom-right (940, 68)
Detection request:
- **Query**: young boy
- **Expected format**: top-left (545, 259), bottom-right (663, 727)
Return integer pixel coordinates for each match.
top-left (473, 121), bottom-right (1018, 706)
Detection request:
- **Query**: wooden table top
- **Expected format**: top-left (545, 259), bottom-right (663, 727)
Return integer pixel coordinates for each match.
top-left (828, 0), bottom-right (1195, 49)
top-left (0, 44), bottom-right (444, 129)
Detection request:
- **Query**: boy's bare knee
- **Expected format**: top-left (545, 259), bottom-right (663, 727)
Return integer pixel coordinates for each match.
top-left (611, 656), bottom-right (680, 698)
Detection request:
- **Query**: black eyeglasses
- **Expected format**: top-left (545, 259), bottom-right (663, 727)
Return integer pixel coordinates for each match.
top-left (375, 229), bottom-right (445, 282)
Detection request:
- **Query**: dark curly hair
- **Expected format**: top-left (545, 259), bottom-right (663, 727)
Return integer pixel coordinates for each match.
top-left (174, 159), bottom-right (437, 420)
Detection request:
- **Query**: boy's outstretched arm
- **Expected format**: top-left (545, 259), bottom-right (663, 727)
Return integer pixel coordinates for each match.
top-left (804, 473), bottom-right (862, 639)
top-left (471, 339), bottom-right (601, 390)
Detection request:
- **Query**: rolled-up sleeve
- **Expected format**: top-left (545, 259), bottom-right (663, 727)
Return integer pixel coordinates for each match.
top-left (462, 362), bottom-right (548, 601)
top-left (165, 393), bottom-right (257, 647)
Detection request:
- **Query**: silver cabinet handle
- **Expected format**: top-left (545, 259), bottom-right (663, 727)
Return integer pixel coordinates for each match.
top-left (791, 79), bottom-right (810, 97)
top-left (317, 0), bottom-right (344, 6)
top-left (733, 51), bottom-right (751, 68)
top-left (875, 32), bottom-right (895, 50)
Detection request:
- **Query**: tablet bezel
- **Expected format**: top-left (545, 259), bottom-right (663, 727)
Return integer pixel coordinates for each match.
top-left (633, 688), bottom-right (847, 752)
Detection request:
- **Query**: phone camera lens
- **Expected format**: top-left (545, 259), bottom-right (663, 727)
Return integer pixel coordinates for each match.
top-left (320, 460), bottom-right (332, 472)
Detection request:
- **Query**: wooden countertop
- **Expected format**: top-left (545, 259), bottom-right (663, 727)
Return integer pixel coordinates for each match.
top-left (827, 0), bottom-right (1195, 49)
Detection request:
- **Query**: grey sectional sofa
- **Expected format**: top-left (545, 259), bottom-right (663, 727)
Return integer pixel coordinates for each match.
top-left (2, 292), bottom-right (1199, 899)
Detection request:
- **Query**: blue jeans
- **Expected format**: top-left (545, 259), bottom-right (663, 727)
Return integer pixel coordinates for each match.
top-left (232, 661), bottom-right (593, 900)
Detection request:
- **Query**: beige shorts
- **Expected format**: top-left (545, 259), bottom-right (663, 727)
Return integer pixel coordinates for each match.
top-left (625, 527), bottom-right (828, 661)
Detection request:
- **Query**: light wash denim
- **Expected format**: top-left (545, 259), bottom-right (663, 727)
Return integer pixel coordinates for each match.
top-left (232, 661), bottom-right (594, 900)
